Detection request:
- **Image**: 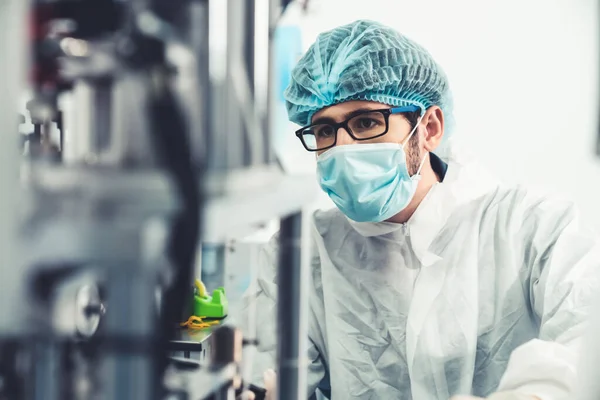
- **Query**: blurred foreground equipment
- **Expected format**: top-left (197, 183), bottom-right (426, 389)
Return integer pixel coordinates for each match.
top-left (0, 0), bottom-right (315, 399)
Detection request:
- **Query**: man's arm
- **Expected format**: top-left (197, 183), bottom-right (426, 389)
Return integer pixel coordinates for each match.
top-left (241, 233), bottom-right (327, 397)
top-left (494, 197), bottom-right (600, 400)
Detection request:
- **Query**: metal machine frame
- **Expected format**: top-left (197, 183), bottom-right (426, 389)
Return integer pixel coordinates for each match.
top-left (0, 0), bottom-right (315, 399)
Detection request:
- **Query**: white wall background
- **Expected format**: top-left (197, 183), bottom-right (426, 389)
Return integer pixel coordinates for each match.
top-left (274, 0), bottom-right (600, 227)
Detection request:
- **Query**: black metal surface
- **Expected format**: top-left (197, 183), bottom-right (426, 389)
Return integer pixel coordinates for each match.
top-left (32, 0), bottom-right (124, 39)
top-left (30, 0), bottom-right (124, 94)
top-left (148, 65), bottom-right (203, 396)
top-left (151, 0), bottom-right (190, 25)
top-left (169, 356), bottom-right (201, 371)
top-left (209, 326), bottom-right (235, 368)
top-left (277, 212), bottom-right (304, 400)
top-left (169, 340), bottom-right (205, 353)
top-left (0, 341), bottom-right (26, 400)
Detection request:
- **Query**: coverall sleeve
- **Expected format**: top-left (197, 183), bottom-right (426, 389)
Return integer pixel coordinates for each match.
top-left (496, 197), bottom-right (600, 400)
top-left (240, 233), bottom-right (327, 397)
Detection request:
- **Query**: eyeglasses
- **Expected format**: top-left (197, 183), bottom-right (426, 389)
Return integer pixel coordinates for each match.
top-left (295, 105), bottom-right (422, 152)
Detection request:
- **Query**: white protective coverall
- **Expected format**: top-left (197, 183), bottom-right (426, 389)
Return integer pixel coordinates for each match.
top-left (241, 146), bottom-right (600, 399)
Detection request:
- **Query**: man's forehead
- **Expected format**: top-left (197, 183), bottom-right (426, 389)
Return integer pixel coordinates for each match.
top-left (312, 100), bottom-right (388, 121)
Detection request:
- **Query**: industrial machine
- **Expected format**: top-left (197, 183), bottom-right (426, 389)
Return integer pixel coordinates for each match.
top-left (0, 0), bottom-right (315, 399)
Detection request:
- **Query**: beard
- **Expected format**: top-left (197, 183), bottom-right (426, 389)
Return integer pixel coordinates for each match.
top-left (406, 128), bottom-right (422, 176)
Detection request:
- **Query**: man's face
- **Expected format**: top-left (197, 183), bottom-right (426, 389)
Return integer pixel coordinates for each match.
top-left (312, 100), bottom-right (423, 175)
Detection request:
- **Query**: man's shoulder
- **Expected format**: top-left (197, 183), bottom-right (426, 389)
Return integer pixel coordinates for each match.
top-left (477, 183), bottom-right (576, 216)
top-left (310, 207), bottom-right (348, 236)
top-left (447, 153), bottom-right (575, 218)
top-left (312, 206), bottom-right (344, 222)
top-left (454, 183), bottom-right (580, 238)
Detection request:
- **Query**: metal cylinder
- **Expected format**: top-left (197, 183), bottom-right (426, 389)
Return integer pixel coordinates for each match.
top-left (276, 212), bottom-right (308, 400)
top-left (188, 0), bottom-right (210, 168)
top-left (32, 341), bottom-right (62, 400)
top-left (244, 0), bottom-right (257, 167)
top-left (264, 0), bottom-right (281, 165)
top-left (51, 276), bottom-right (103, 339)
top-left (225, 0), bottom-right (246, 169)
top-left (63, 81), bottom-right (113, 165)
top-left (102, 267), bottom-right (157, 400)
top-left (0, 0), bottom-right (28, 335)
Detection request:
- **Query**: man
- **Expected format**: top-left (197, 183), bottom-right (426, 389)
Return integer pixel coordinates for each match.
top-left (242, 20), bottom-right (600, 399)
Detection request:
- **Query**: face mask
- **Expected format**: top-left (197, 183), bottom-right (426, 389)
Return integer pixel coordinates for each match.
top-left (316, 128), bottom-right (426, 223)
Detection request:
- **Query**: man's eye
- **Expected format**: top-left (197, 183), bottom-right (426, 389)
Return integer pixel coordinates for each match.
top-left (316, 126), bottom-right (335, 137)
top-left (360, 118), bottom-right (376, 128)
top-left (357, 118), bottom-right (377, 129)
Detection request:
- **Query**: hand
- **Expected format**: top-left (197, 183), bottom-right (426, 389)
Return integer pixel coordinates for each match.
top-left (236, 369), bottom-right (277, 400)
top-left (451, 393), bottom-right (541, 400)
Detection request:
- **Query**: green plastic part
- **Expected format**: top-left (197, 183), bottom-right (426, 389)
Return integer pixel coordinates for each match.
top-left (192, 287), bottom-right (228, 319)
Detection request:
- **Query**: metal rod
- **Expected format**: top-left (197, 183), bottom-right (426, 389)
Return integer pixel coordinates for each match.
top-left (92, 81), bottom-right (113, 155)
top-left (226, 0), bottom-right (245, 169)
top-left (189, 0), bottom-right (210, 168)
top-left (264, 0), bottom-right (281, 165)
top-left (0, 0), bottom-right (28, 334)
top-left (245, 0), bottom-right (257, 168)
top-left (33, 341), bottom-right (62, 400)
top-left (207, 0), bottom-right (228, 171)
top-left (56, 111), bottom-right (64, 161)
top-left (244, 0), bottom-right (256, 101)
top-left (597, 0), bottom-right (600, 157)
top-left (102, 267), bottom-right (156, 400)
top-left (276, 212), bottom-right (308, 400)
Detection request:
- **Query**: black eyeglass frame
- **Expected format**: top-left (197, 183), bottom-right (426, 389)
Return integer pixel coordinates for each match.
top-left (294, 105), bottom-right (423, 152)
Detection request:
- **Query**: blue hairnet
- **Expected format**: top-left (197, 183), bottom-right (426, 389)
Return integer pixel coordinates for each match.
top-left (284, 20), bottom-right (454, 135)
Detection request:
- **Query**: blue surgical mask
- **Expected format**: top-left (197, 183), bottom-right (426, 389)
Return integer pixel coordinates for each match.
top-left (317, 139), bottom-right (427, 223)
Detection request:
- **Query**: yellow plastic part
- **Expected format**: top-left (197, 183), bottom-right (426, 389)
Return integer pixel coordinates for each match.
top-left (180, 315), bottom-right (220, 330)
top-left (194, 279), bottom-right (207, 297)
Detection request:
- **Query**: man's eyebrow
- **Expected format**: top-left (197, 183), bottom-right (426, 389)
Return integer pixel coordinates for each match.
top-left (311, 107), bottom-right (383, 125)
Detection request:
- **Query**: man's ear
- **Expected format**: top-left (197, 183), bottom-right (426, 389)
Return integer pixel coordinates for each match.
top-left (421, 106), bottom-right (444, 152)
